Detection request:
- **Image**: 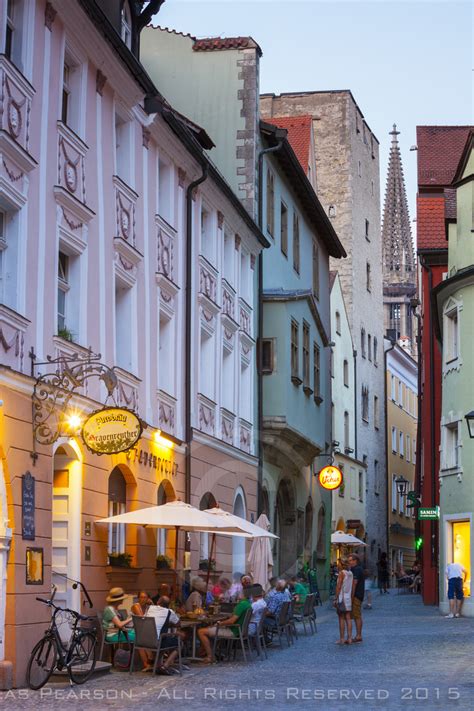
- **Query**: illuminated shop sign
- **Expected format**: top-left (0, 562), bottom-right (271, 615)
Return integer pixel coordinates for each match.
top-left (82, 407), bottom-right (142, 454)
top-left (126, 446), bottom-right (178, 478)
top-left (318, 465), bottom-right (343, 490)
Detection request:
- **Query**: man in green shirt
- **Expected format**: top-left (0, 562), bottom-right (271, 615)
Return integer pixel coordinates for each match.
top-left (197, 597), bottom-right (251, 663)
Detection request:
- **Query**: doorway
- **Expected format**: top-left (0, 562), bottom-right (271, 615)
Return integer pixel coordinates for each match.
top-left (52, 443), bottom-right (82, 613)
top-left (232, 488), bottom-right (246, 574)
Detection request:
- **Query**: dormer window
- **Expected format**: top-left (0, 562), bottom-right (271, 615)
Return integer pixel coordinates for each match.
top-left (121, 1), bottom-right (132, 49)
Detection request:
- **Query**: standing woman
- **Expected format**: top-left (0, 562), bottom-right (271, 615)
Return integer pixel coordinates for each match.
top-left (334, 558), bottom-right (353, 644)
top-left (377, 552), bottom-right (390, 594)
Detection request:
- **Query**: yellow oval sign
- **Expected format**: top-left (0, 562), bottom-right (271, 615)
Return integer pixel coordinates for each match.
top-left (318, 465), bottom-right (343, 490)
top-left (82, 407), bottom-right (142, 455)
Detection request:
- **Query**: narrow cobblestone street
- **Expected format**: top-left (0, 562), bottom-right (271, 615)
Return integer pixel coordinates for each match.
top-left (4, 592), bottom-right (473, 711)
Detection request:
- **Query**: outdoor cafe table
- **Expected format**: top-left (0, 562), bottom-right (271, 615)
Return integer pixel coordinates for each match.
top-left (180, 613), bottom-right (229, 661)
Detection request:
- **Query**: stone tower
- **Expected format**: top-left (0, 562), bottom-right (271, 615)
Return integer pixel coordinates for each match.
top-left (382, 125), bottom-right (417, 355)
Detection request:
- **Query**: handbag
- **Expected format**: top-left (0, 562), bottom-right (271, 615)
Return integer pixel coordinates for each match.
top-left (113, 648), bottom-right (131, 669)
top-left (336, 599), bottom-right (346, 613)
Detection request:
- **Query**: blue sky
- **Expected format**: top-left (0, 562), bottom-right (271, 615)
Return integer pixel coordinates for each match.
top-left (154, 1), bottom-right (473, 228)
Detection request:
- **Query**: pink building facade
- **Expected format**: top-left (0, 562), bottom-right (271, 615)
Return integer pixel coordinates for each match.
top-left (0, 0), bottom-right (266, 685)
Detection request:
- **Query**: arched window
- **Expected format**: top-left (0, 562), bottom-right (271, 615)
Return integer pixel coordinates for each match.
top-left (316, 505), bottom-right (326, 557)
top-left (108, 467), bottom-right (126, 555)
top-left (344, 411), bottom-right (350, 450)
top-left (157, 481), bottom-right (176, 556)
top-left (121, 1), bottom-right (132, 48)
top-left (199, 492), bottom-right (217, 561)
top-left (343, 359), bottom-right (349, 387)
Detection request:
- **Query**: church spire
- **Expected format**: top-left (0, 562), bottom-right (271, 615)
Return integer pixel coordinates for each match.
top-left (382, 124), bottom-right (415, 279)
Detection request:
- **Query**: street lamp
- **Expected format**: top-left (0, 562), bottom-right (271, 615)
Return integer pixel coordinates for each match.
top-left (395, 476), bottom-right (409, 497)
top-left (465, 410), bottom-right (474, 439)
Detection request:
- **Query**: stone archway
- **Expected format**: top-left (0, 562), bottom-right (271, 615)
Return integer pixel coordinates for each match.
top-left (276, 478), bottom-right (296, 575)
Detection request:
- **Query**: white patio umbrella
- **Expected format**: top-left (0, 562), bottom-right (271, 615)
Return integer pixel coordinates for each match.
top-left (98, 500), bottom-right (248, 568)
top-left (331, 531), bottom-right (366, 546)
top-left (201, 507), bottom-right (278, 589)
top-left (247, 514), bottom-right (275, 592)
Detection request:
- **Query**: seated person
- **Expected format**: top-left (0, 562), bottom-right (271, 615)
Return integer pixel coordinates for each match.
top-left (248, 584), bottom-right (267, 636)
top-left (103, 587), bottom-right (150, 670)
top-left (289, 575), bottom-right (308, 603)
top-left (264, 579), bottom-right (291, 632)
top-left (229, 572), bottom-right (243, 601)
top-left (131, 590), bottom-right (152, 617)
top-left (197, 594), bottom-right (252, 664)
top-left (395, 563), bottom-right (413, 586)
top-left (211, 577), bottom-right (231, 601)
top-left (151, 583), bottom-right (171, 605)
top-left (185, 577), bottom-right (206, 612)
top-left (145, 596), bottom-right (180, 674)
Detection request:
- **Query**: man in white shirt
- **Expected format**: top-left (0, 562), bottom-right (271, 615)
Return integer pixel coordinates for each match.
top-left (445, 562), bottom-right (467, 618)
top-left (248, 584), bottom-right (267, 636)
top-left (145, 597), bottom-right (180, 673)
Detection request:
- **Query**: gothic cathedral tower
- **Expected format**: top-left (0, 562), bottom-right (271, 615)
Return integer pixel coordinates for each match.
top-left (382, 125), bottom-right (417, 356)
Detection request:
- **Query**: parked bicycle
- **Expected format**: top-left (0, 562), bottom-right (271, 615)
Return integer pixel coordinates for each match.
top-left (26, 586), bottom-right (98, 689)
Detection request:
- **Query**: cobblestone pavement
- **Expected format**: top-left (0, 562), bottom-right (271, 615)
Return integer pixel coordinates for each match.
top-left (3, 591), bottom-right (473, 711)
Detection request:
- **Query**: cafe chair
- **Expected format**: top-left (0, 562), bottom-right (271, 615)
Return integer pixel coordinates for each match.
top-left (212, 607), bottom-right (253, 663)
top-left (130, 615), bottom-right (182, 675)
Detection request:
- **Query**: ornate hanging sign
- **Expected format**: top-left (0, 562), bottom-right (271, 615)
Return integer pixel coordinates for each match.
top-left (82, 407), bottom-right (142, 455)
top-left (318, 465), bottom-right (343, 491)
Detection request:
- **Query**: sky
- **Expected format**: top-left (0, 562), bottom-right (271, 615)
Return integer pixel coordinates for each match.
top-left (153, 1), bottom-right (473, 232)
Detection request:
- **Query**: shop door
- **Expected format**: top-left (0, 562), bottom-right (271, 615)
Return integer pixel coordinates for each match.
top-left (52, 458), bottom-right (81, 614)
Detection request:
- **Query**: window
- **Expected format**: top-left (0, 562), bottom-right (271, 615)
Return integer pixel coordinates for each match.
top-left (365, 219), bottom-right (370, 241)
top-left (0, 207), bottom-right (20, 311)
top-left (312, 242), bottom-right (319, 299)
top-left (366, 262), bottom-right (371, 292)
top-left (374, 395), bottom-right (379, 429)
top-left (108, 468), bottom-right (126, 555)
top-left (344, 411), bottom-right (350, 450)
top-left (343, 359), bottom-right (349, 387)
top-left (361, 385), bottom-right (369, 422)
top-left (61, 61), bottom-right (70, 125)
top-left (391, 475), bottom-right (398, 512)
top-left (358, 471), bottom-right (363, 502)
top-left (358, 160), bottom-right (362, 177)
top-left (222, 345), bottom-right (233, 412)
top-left (398, 483), bottom-right (404, 515)
top-left (266, 169), bottom-right (274, 236)
top-left (373, 337), bottom-right (378, 365)
top-left (291, 320), bottom-right (299, 381)
top-left (115, 279), bottom-right (133, 372)
top-left (157, 482), bottom-right (175, 555)
top-left (413, 438), bottom-right (417, 464)
top-left (374, 459), bottom-right (379, 494)
top-left (313, 343), bottom-right (321, 399)
top-left (335, 311), bottom-right (341, 335)
top-left (262, 339), bottom-right (274, 374)
top-left (280, 202), bottom-right (288, 256)
top-left (442, 421), bottom-right (461, 470)
top-left (328, 204), bottom-right (336, 218)
top-left (361, 328), bottom-right (366, 358)
top-left (121, 1), bottom-right (132, 48)
top-left (398, 380), bottom-right (403, 406)
top-left (201, 206), bottom-right (215, 263)
top-left (302, 321), bottom-right (310, 388)
top-left (115, 111), bottom-right (132, 185)
top-left (61, 50), bottom-right (84, 135)
top-left (5, 0), bottom-right (24, 71)
top-left (158, 157), bottom-right (173, 224)
top-left (223, 230), bottom-right (234, 284)
top-left (391, 374), bottom-right (396, 401)
top-left (199, 329), bottom-right (215, 399)
top-left (444, 304), bottom-right (459, 363)
top-left (293, 212), bottom-right (300, 273)
top-left (368, 334), bottom-right (372, 361)
top-left (338, 466), bottom-right (345, 497)
top-left (158, 311), bottom-right (175, 396)
top-left (389, 303), bottom-right (401, 340)
top-left (391, 426), bottom-right (397, 453)
top-left (371, 180), bottom-right (374, 196)
top-left (57, 251), bottom-right (69, 335)
top-left (330, 348), bottom-right (334, 379)
top-left (406, 434), bottom-right (411, 463)
top-left (240, 250), bottom-right (251, 304)
top-left (399, 430), bottom-right (404, 458)
top-left (240, 360), bottom-right (251, 422)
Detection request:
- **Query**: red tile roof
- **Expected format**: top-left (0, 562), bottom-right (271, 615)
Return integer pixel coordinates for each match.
top-left (267, 116), bottom-right (312, 174)
top-left (416, 196), bottom-right (447, 251)
top-left (193, 36), bottom-right (262, 56)
top-left (417, 126), bottom-right (473, 187)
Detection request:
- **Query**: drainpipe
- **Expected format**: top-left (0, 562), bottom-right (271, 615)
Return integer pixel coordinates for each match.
top-left (185, 164), bottom-right (209, 504)
top-left (420, 256), bottom-right (438, 601)
top-left (384, 339), bottom-right (396, 560)
top-left (256, 140), bottom-right (284, 515)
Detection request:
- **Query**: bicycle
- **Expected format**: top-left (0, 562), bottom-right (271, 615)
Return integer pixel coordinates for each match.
top-left (26, 587), bottom-right (98, 689)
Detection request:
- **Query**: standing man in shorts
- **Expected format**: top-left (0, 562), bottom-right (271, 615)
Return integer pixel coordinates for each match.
top-left (445, 562), bottom-right (467, 618)
top-left (349, 553), bottom-right (365, 642)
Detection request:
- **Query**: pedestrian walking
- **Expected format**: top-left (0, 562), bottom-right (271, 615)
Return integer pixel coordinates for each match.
top-left (334, 558), bottom-right (353, 644)
top-left (445, 562), bottom-right (467, 618)
top-left (348, 553), bottom-right (365, 642)
top-left (377, 552), bottom-right (390, 594)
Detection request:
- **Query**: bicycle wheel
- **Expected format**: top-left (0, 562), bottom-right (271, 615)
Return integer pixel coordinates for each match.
top-left (26, 636), bottom-right (58, 690)
top-left (67, 631), bottom-right (97, 685)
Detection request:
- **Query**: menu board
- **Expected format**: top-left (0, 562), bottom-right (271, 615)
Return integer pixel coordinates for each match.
top-left (22, 472), bottom-right (35, 540)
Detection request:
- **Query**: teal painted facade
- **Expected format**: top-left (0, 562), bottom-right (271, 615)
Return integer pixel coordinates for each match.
top-left (434, 136), bottom-right (474, 616)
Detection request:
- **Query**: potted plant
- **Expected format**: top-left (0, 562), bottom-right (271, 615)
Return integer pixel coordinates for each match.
top-left (108, 552), bottom-right (132, 568)
top-left (156, 554), bottom-right (172, 570)
top-left (57, 326), bottom-right (75, 342)
top-left (198, 558), bottom-right (216, 571)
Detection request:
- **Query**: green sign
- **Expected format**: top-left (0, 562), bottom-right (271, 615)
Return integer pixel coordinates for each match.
top-left (418, 506), bottom-right (440, 521)
top-left (406, 491), bottom-right (421, 509)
